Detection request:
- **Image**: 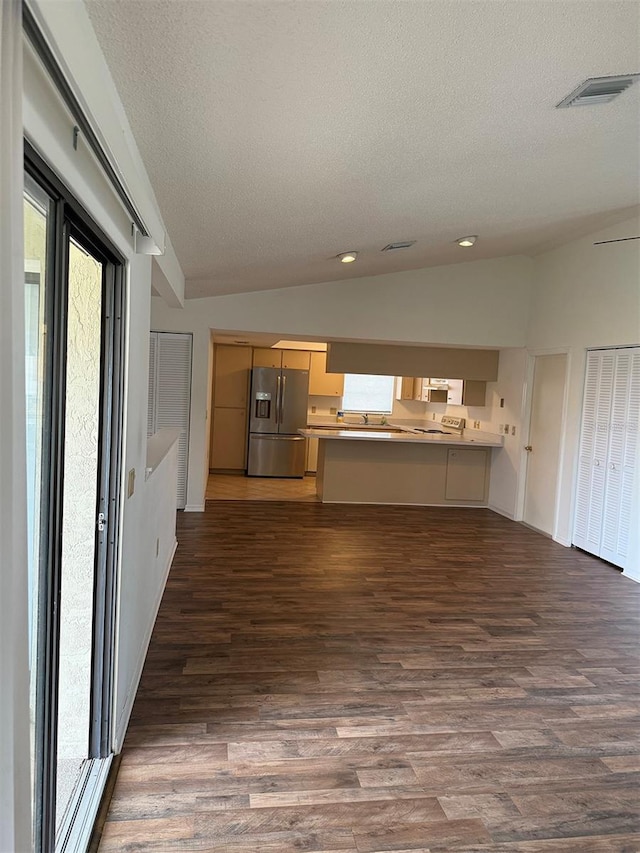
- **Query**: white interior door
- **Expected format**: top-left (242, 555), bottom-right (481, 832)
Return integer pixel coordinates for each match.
top-left (523, 353), bottom-right (567, 535)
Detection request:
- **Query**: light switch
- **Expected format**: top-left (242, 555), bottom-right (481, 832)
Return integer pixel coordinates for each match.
top-left (127, 468), bottom-right (135, 497)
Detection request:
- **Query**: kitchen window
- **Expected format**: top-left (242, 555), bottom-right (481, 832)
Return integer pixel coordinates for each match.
top-left (342, 374), bottom-right (395, 413)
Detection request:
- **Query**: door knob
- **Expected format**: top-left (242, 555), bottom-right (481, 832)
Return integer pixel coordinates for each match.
top-left (524, 445), bottom-right (532, 452)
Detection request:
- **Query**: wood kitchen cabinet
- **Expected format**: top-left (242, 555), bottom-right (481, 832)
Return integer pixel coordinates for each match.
top-left (309, 351), bottom-right (344, 396)
top-left (210, 407), bottom-right (248, 470)
top-left (253, 348), bottom-right (311, 370)
top-left (210, 344), bottom-right (251, 471)
top-left (397, 377), bottom-right (448, 403)
top-left (396, 376), bottom-right (418, 401)
top-left (252, 347), bottom-right (282, 368)
top-left (213, 344), bottom-right (251, 407)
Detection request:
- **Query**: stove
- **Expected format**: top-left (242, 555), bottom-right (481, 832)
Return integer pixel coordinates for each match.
top-left (414, 415), bottom-right (465, 436)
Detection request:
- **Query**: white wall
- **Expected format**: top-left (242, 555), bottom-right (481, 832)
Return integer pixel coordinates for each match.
top-left (152, 254), bottom-right (533, 509)
top-left (528, 215), bottom-right (640, 579)
top-left (115, 436), bottom-right (178, 749)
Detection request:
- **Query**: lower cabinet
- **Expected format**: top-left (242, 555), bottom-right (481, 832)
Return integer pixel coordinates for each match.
top-left (445, 448), bottom-right (489, 501)
top-left (211, 407), bottom-right (248, 470)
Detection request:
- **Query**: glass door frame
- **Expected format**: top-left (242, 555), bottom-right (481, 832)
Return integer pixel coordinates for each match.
top-left (25, 140), bottom-right (125, 852)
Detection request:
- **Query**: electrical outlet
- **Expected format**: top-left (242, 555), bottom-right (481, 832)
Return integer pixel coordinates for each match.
top-left (504, 424), bottom-right (510, 434)
top-left (311, 405), bottom-right (316, 413)
top-left (432, 412), bottom-right (436, 420)
top-left (329, 407), bottom-right (337, 415)
top-left (511, 425), bottom-right (516, 436)
top-left (499, 424), bottom-right (504, 433)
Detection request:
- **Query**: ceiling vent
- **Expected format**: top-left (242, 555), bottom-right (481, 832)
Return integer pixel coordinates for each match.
top-left (556, 74), bottom-right (640, 108)
top-left (381, 241), bottom-right (416, 252)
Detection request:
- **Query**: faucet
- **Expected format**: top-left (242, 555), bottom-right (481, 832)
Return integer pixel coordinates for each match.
top-left (361, 413), bottom-right (369, 424)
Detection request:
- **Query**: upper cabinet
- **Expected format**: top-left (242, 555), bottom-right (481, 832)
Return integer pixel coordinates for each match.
top-left (396, 376), bottom-right (487, 406)
top-left (309, 351), bottom-right (344, 396)
top-left (416, 380), bottom-right (448, 404)
top-left (214, 345), bottom-right (252, 408)
top-left (396, 376), bottom-right (417, 401)
top-left (253, 348), bottom-right (310, 370)
top-left (252, 347), bottom-right (282, 368)
top-left (446, 379), bottom-right (487, 407)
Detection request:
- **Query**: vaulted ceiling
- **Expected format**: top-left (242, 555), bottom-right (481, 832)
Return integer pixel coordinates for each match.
top-left (85, 0), bottom-right (640, 298)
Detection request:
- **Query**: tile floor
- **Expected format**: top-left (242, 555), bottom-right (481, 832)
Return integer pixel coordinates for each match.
top-left (206, 472), bottom-right (319, 502)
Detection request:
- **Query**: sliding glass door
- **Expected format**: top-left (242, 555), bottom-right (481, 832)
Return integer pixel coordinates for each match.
top-left (25, 147), bottom-right (124, 852)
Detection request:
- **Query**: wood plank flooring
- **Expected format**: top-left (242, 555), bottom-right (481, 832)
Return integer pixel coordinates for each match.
top-left (99, 503), bottom-right (640, 852)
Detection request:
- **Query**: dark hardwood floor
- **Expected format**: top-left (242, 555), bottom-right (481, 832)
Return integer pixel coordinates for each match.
top-left (99, 502), bottom-right (640, 852)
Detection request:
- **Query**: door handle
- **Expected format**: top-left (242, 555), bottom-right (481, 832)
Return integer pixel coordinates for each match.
top-left (275, 375), bottom-right (281, 424)
top-left (280, 374), bottom-right (287, 423)
top-left (524, 445), bottom-right (532, 452)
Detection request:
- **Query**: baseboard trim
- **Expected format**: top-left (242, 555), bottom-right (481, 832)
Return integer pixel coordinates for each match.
top-left (114, 538), bottom-right (177, 751)
top-left (488, 504), bottom-right (515, 520)
top-left (184, 503), bottom-right (205, 512)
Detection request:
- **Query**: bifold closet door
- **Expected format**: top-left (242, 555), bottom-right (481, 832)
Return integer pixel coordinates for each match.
top-left (600, 350), bottom-right (639, 566)
top-left (574, 347), bottom-right (640, 570)
top-left (148, 332), bottom-right (192, 509)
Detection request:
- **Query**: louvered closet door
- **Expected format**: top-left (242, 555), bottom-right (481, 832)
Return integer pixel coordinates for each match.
top-left (600, 350), bottom-right (640, 567)
top-left (148, 332), bottom-right (192, 509)
top-left (574, 351), bottom-right (614, 553)
top-left (574, 347), bottom-right (640, 570)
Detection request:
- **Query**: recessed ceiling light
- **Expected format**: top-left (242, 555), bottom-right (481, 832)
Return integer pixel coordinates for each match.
top-left (337, 251), bottom-right (358, 263)
top-left (456, 235), bottom-right (477, 247)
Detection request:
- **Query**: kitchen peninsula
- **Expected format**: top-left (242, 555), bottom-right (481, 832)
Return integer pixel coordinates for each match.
top-left (299, 424), bottom-right (503, 505)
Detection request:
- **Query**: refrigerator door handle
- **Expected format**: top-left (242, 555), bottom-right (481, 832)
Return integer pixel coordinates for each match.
top-left (275, 374), bottom-right (281, 424)
top-left (280, 374), bottom-right (287, 423)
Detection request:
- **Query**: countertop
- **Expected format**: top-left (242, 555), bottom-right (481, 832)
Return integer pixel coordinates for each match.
top-left (299, 427), bottom-right (503, 447)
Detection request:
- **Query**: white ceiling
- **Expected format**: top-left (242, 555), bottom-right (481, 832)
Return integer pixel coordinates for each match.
top-left (85, 0), bottom-right (640, 299)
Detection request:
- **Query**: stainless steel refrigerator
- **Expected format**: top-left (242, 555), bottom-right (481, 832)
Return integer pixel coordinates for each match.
top-left (247, 366), bottom-right (309, 477)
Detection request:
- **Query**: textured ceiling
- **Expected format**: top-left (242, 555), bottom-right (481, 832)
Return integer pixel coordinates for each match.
top-left (85, 0), bottom-right (640, 298)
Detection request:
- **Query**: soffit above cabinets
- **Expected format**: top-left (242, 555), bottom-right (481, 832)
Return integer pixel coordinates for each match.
top-left (326, 342), bottom-right (499, 381)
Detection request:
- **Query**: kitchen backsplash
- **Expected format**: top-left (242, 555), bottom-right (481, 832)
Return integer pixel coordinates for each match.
top-left (308, 395), bottom-right (427, 421)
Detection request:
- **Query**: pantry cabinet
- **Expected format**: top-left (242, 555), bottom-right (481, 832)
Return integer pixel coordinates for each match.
top-left (210, 344), bottom-right (251, 470)
top-left (213, 344), bottom-right (251, 407)
top-left (309, 351), bottom-right (344, 396)
top-left (211, 407), bottom-right (248, 470)
top-left (573, 347), bottom-right (639, 571)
